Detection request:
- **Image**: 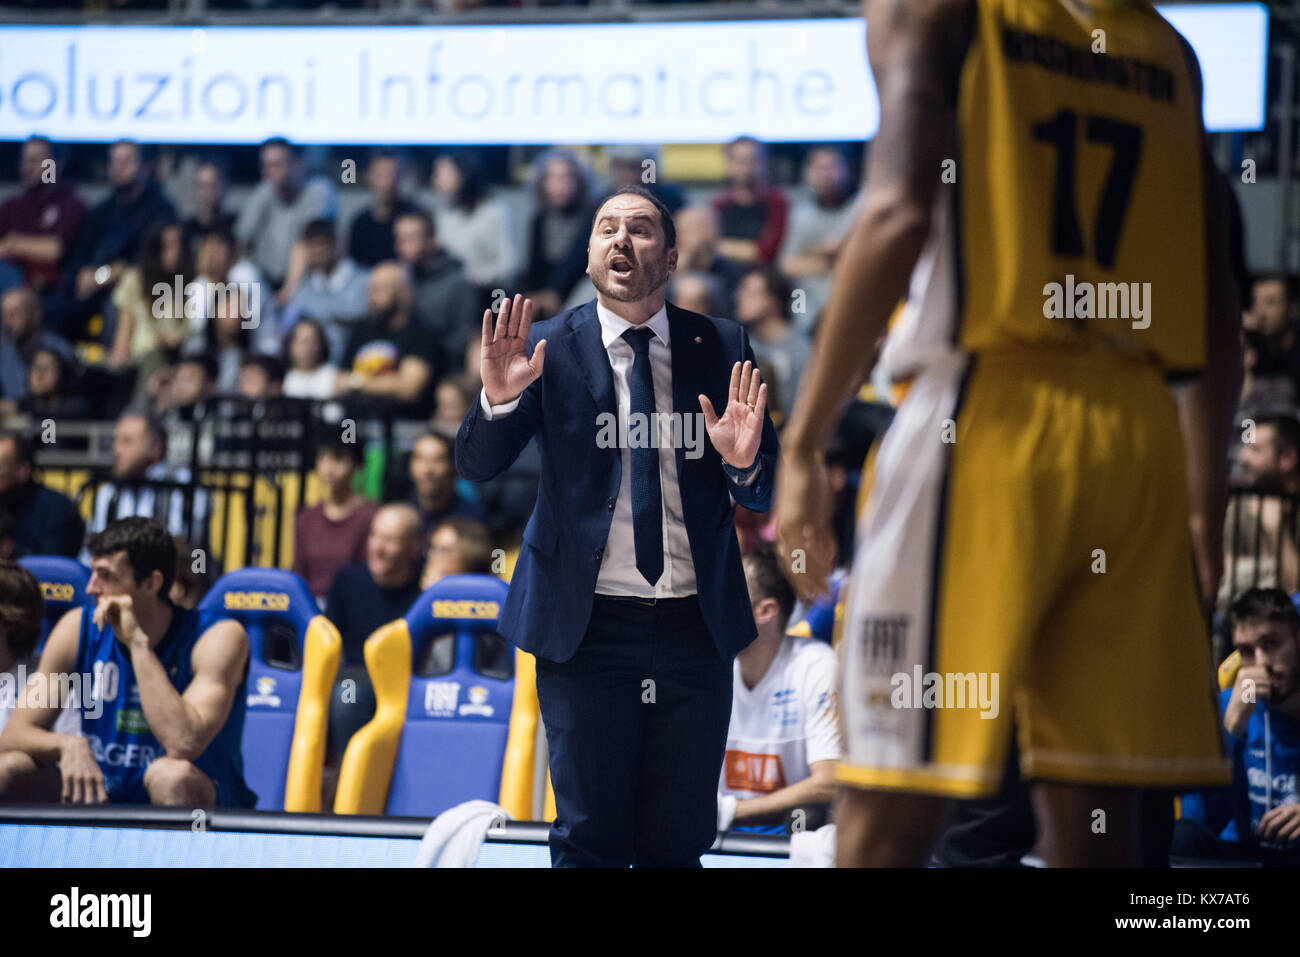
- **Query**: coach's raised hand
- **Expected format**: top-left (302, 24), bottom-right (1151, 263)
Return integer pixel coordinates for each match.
top-left (481, 293), bottom-right (547, 406)
top-left (700, 360), bottom-right (767, 470)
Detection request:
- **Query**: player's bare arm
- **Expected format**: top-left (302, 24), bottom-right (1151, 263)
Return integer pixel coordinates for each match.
top-left (732, 760), bottom-right (838, 823)
top-left (129, 617), bottom-right (249, 762)
top-left (1172, 38), bottom-right (1241, 615)
top-left (776, 0), bottom-right (972, 601)
top-left (0, 607), bottom-right (108, 804)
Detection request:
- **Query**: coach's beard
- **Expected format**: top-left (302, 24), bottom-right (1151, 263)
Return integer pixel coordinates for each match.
top-left (590, 257), bottom-right (670, 303)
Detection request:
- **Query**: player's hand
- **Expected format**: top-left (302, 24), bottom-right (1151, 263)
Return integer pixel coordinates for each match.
top-left (1224, 663), bottom-right (1270, 736)
top-left (774, 451), bottom-right (837, 603)
top-left (58, 736), bottom-right (108, 805)
top-left (480, 293), bottom-right (546, 407)
top-left (94, 595), bottom-right (142, 651)
top-left (1257, 803), bottom-right (1300, 843)
top-left (700, 360), bottom-right (767, 471)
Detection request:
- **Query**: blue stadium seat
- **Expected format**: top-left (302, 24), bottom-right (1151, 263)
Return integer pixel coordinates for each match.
top-left (19, 556), bottom-right (91, 656)
top-left (335, 574), bottom-right (516, 817)
top-left (198, 568), bottom-right (341, 812)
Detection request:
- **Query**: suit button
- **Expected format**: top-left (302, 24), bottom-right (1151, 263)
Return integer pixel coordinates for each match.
top-left (605, 498), bottom-right (616, 511)
top-left (592, 547), bottom-right (603, 561)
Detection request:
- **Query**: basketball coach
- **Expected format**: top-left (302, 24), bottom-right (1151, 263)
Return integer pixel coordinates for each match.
top-left (455, 186), bottom-right (779, 867)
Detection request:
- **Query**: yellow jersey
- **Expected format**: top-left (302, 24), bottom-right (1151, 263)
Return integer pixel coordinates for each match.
top-left (880, 0), bottom-right (1207, 382)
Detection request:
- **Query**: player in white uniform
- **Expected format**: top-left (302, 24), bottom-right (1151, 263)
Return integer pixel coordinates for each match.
top-left (717, 547), bottom-right (842, 833)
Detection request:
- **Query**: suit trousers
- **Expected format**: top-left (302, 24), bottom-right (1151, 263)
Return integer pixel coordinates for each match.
top-left (535, 593), bottom-right (733, 867)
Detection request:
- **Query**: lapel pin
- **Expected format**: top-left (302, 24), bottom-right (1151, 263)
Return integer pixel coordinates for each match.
top-left (694, 336), bottom-right (702, 343)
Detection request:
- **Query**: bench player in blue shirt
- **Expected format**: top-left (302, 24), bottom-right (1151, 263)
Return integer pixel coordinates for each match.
top-left (0, 517), bottom-right (254, 807)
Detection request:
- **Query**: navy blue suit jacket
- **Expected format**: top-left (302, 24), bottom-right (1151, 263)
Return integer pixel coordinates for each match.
top-left (455, 299), bottom-right (779, 663)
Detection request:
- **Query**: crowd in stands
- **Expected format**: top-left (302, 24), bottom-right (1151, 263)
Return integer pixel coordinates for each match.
top-left (4, 126), bottom-right (1297, 865)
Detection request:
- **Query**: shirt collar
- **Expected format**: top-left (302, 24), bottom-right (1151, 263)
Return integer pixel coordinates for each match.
top-left (596, 300), bottom-right (669, 351)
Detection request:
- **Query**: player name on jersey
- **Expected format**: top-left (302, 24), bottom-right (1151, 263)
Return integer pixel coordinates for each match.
top-left (1001, 26), bottom-right (1175, 103)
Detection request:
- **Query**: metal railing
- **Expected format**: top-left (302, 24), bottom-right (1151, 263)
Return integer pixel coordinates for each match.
top-left (35, 396), bottom-right (409, 571)
top-left (1224, 487), bottom-right (1300, 600)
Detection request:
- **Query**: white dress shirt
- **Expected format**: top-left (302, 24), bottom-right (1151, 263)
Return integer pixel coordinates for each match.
top-left (481, 301), bottom-right (697, 598)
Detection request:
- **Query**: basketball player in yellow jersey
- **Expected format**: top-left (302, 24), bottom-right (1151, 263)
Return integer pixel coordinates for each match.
top-left (775, 0), bottom-right (1240, 867)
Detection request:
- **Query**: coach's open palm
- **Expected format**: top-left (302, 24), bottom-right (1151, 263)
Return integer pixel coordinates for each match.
top-left (699, 360), bottom-right (767, 470)
top-left (481, 293), bottom-right (547, 406)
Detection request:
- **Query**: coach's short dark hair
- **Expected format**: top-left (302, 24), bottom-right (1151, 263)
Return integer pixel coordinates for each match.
top-left (0, 560), bottom-right (44, 661)
top-left (593, 186), bottom-right (676, 250)
top-left (743, 546), bottom-right (797, 631)
top-left (87, 517), bottom-right (176, 598)
top-left (1229, 587), bottom-right (1300, 635)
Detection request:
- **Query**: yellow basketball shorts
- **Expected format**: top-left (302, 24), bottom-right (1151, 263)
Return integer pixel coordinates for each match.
top-left (837, 348), bottom-right (1230, 799)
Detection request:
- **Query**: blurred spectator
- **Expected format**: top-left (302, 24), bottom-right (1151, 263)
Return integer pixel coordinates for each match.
top-left (1223, 414), bottom-right (1300, 603)
top-left (293, 440), bottom-right (378, 601)
top-left (1175, 588), bottom-right (1300, 865)
top-left (0, 288), bottom-right (75, 406)
top-left (52, 140), bottom-right (176, 341)
top-left (779, 145), bottom-right (859, 334)
top-left (84, 412), bottom-right (209, 548)
top-left (711, 136), bottom-right (788, 267)
top-left (182, 287), bottom-right (252, 394)
top-left (431, 372), bottom-right (476, 432)
top-left (673, 205), bottom-right (747, 310)
top-left (0, 432), bottom-right (84, 558)
top-left (393, 209), bottom-right (480, 378)
top-left (717, 547), bottom-right (840, 835)
top-left (234, 138), bottom-right (336, 290)
top-left (1241, 273), bottom-right (1300, 412)
top-left (18, 347), bottom-right (89, 421)
top-left (407, 429), bottom-right (484, 535)
top-left (280, 219), bottom-right (369, 363)
top-left (282, 317), bottom-right (339, 401)
top-left (160, 354), bottom-right (217, 421)
top-left (0, 560), bottom-right (80, 737)
top-left (420, 515), bottom-right (494, 589)
top-left (0, 509), bottom-right (14, 560)
top-left (671, 272), bottom-right (724, 317)
top-left (607, 145), bottom-right (686, 215)
top-left (0, 136), bottom-right (85, 295)
top-left (190, 229), bottom-right (277, 355)
top-left (431, 148), bottom-right (519, 296)
top-left (108, 222), bottom-right (190, 390)
top-left (169, 535), bottom-right (218, 610)
top-left (520, 149), bottom-right (595, 319)
top-left (347, 149), bottom-right (420, 269)
top-left (180, 160), bottom-right (235, 255)
top-left (336, 262), bottom-right (438, 417)
top-left (238, 354), bottom-right (284, 400)
top-left (734, 269), bottom-right (811, 412)
top-left (325, 503), bottom-right (424, 761)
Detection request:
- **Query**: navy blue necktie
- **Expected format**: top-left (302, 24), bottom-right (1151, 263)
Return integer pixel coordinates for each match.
top-left (623, 326), bottom-right (663, 587)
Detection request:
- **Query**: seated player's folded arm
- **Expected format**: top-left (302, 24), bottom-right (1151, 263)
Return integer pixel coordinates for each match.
top-left (165, 619), bottom-right (250, 762)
